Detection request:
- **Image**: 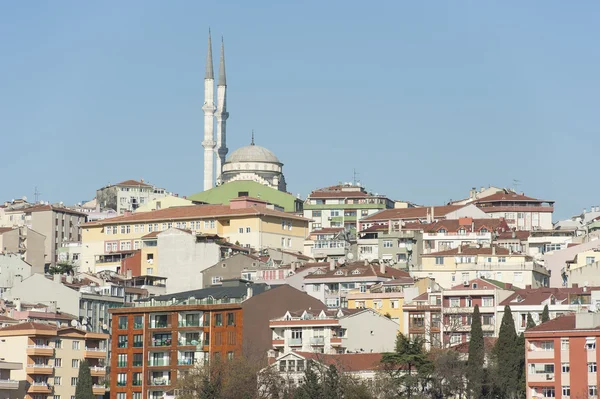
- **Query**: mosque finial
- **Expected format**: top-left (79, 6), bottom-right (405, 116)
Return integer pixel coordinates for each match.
top-left (251, 130), bottom-right (255, 145)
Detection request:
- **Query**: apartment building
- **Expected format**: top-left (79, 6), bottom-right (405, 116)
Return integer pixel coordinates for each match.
top-left (303, 184), bottom-right (394, 232)
top-left (0, 203), bottom-right (86, 268)
top-left (201, 254), bottom-right (267, 288)
top-left (356, 224), bottom-right (422, 267)
top-left (96, 179), bottom-right (168, 215)
top-left (0, 322), bottom-right (108, 399)
top-left (441, 279), bottom-right (514, 346)
top-left (107, 282), bottom-right (257, 399)
top-left (524, 313), bottom-right (600, 399)
top-left (303, 227), bottom-right (351, 261)
top-left (270, 307), bottom-right (397, 356)
top-left (0, 360), bottom-right (22, 397)
top-left (499, 285), bottom-right (600, 335)
top-left (0, 254), bottom-right (32, 294)
top-left (81, 197), bottom-right (309, 273)
top-left (303, 260), bottom-right (413, 308)
top-left (414, 245), bottom-right (550, 289)
top-left (0, 227), bottom-right (45, 273)
top-left (403, 290), bottom-right (443, 350)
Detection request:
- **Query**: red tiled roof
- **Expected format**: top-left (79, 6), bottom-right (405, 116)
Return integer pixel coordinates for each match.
top-left (4, 204), bottom-right (87, 216)
top-left (0, 227), bottom-right (14, 234)
top-left (421, 245), bottom-right (524, 257)
top-left (294, 352), bottom-right (384, 372)
top-left (85, 204), bottom-right (309, 226)
top-left (0, 315), bottom-right (18, 322)
top-left (230, 196), bottom-right (268, 203)
top-left (0, 321), bottom-right (58, 332)
top-left (525, 313), bottom-right (579, 333)
top-left (305, 262), bottom-right (412, 282)
top-left (499, 287), bottom-right (599, 306)
top-left (309, 227), bottom-right (344, 235)
top-left (496, 231), bottom-right (531, 240)
top-left (116, 179), bottom-right (153, 187)
top-left (361, 205), bottom-right (463, 222)
top-left (406, 218), bottom-right (510, 234)
top-left (358, 224), bottom-right (390, 233)
top-left (449, 278), bottom-right (506, 290)
top-left (475, 191), bottom-right (551, 204)
top-left (568, 243), bottom-right (580, 248)
top-left (479, 206), bottom-right (554, 214)
top-left (141, 228), bottom-right (192, 239)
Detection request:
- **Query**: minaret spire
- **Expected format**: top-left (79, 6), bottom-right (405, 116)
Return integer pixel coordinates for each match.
top-left (251, 130), bottom-right (255, 145)
top-left (215, 36), bottom-right (229, 183)
top-left (202, 29), bottom-right (216, 191)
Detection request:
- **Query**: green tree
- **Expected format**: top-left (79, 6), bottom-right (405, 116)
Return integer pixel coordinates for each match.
top-left (526, 313), bottom-right (536, 330)
top-left (48, 262), bottom-right (74, 275)
top-left (428, 349), bottom-right (467, 399)
top-left (541, 305), bottom-right (550, 323)
top-left (75, 360), bottom-right (94, 399)
top-left (323, 364), bottom-right (343, 399)
top-left (493, 306), bottom-right (521, 399)
top-left (467, 305), bottom-right (485, 399)
top-left (382, 334), bottom-right (431, 399)
top-left (297, 360), bottom-right (323, 399)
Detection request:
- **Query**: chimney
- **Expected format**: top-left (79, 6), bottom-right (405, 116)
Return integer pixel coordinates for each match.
top-left (388, 220), bottom-right (392, 234)
top-left (525, 284), bottom-right (532, 289)
top-left (53, 274), bottom-right (61, 283)
top-left (246, 283), bottom-right (253, 299)
top-left (430, 206), bottom-right (435, 222)
top-left (511, 230), bottom-right (516, 239)
top-left (380, 262), bottom-right (386, 275)
top-left (291, 262), bottom-right (296, 273)
top-left (471, 220), bottom-right (475, 232)
top-left (329, 259), bottom-right (335, 271)
top-left (505, 283), bottom-right (512, 289)
top-left (492, 246), bottom-right (496, 256)
top-left (458, 246), bottom-right (462, 254)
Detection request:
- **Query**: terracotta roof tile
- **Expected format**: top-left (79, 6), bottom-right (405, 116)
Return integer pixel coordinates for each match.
top-left (496, 231), bottom-right (531, 240)
top-left (525, 313), bottom-right (579, 333)
top-left (475, 191), bottom-right (551, 203)
top-left (305, 262), bottom-right (412, 282)
top-left (116, 179), bottom-right (153, 187)
top-left (0, 321), bottom-right (58, 332)
top-left (499, 287), bottom-right (599, 306)
top-left (421, 245), bottom-right (523, 257)
top-left (294, 352), bottom-right (384, 371)
top-left (361, 205), bottom-right (463, 222)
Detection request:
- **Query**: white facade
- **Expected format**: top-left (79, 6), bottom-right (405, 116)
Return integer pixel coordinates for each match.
top-left (0, 254), bottom-right (32, 292)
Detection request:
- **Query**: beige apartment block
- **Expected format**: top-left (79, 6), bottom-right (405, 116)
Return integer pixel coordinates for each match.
top-left (0, 322), bottom-right (108, 399)
top-left (0, 360), bottom-right (22, 398)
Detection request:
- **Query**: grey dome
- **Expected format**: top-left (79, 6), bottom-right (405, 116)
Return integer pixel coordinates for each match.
top-left (226, 145), bottom-right (281, 164)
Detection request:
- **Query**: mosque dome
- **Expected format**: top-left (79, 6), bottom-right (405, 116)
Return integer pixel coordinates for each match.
top-left (226, 144), bottom-right (281, 164)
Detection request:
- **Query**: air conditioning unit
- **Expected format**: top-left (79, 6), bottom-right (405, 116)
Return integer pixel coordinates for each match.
top-left (463, 281), bottom-right (469, 287)
top-left (546, 374), bottom-right (552, 380)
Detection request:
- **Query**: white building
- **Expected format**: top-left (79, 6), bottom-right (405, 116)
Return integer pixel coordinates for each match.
top-left (0, 254), bottom-right (32, 294)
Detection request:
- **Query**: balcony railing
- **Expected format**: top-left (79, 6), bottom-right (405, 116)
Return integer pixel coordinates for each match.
top-left (179, 320), bottom-right (201, 327)
top-left (148, 359), bottom-right (171, 367)
top-left (90, 366), bottom-right (106, 372)
top-left (310, 337), bottom-right (325, 345)
top-left (84, 347), bottom-right (106, 352)
top-left (149, 378), bottom-right (171, 386)
top-left (27, 344), bottom-right (53, 349)
top-left (30, 382), bottom-right (50, 386)
top-left (151, 339), bottom-right (172, 347)
top-left (150, 321), bottom-right (171, 329)
top-left (179, 339), bottom-right (201, 346)
top-left (27, 364), bottom-right (53, 368)
top-left (178, 358), bottom-right (195, 366)
top-left (289, 338), bottom-right (302, 346)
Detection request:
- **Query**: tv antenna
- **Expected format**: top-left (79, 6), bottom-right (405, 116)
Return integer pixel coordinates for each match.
top-left (512, 179), bottom-right (521, 192)
top-left (34, 187), bottom-right (41, 203)
top-left (353, 169), bottom-right (360, 186)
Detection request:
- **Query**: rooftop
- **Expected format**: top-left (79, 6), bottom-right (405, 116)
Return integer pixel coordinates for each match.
top-left (361, 205), bottom-right (463, 222)
top-left (421, 245), bottom-right (525, 257)
top-left (293, 352), bottom-right (384, 372)
top-left (305, 262), bottom-right (413, 283)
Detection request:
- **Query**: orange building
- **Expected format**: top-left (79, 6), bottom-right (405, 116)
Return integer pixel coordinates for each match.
top-left (525, 313), bottom-right (600, 399)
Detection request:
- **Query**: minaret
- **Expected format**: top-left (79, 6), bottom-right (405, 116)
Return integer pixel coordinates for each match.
top-left (202, 30), bottom-right (216, 191)
top-left (215, 37), bottom-right (229, 183)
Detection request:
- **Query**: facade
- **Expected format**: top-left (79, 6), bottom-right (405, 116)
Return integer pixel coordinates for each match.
top-left (0, 360), bottom-right (22, 397)
top-left (0, 254), bottom-right (32, 293)
top-left (96, 179), bottom-right (168, 215)
top-left (303, 184), bottom-right (394, 232)
top-left (107, 281), bottom-right (258, 399)
top-left (201, 253), bottom-right (266, 288)
top-left (270, 308), bottom-right (398, 356)
top-left (133, 195), bottom-right (194, 213)
top-left (303, 227), bottom-right (351, 262)
top-left (403, 291), bottom-right (443, 351)
top-left (0, 322), bottom-right (108, 399)
top-left (303, 261), bottom-right (414, 308)
top-left (56, 242), bottom-right (82, 271)
top-left (544, 239), bottom-right (600, 287)
top-left (414, 245), bottom-right (550, 289)
top-left (524, 313), bottom-right (600, 399)
top-left (357, 224), bottom-right (423, 267)
top-left (527, 229), bottom-right (575, 262)
top-left (0, 203), bottom-right (86, 268)
top-left (81, 198), bottom-right (309, 273)
top-left (0, 227), bottom-right (46, 273)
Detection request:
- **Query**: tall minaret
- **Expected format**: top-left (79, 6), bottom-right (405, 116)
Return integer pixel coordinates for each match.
top-left (215, 37), bottom-right (229, 183)
top-left (202, 30), bottom-right (216, 191)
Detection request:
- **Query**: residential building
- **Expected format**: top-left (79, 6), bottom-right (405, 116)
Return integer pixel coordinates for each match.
top-left (0, 202), bottom-right (86, 268)
top-left (270, 307), bottom-right (398, 356)
top-left (0, 254), bottom-right (32, 294)
top-left (202, 254), bottom-right (266, 288)
top-left (498, 285), bottom-right (600, 335)
top-left (6, 299), bottom-right (78, 327)
top-left (357, 224), bottom-right (423, 267)
top-left (134, 194), bottom-right (194, 213)
top-left (441, 279), bottom-right (514, 346)
top-left (303, 260), bottom-right (413, 308)
top-left (414, 245), bottom-right (550, 289)
top-left (402, 290), bottom-right (443, 350)
top-left (0, 360), bottom-right (22, 397)
top-left (56, 242), bottom-right (82, 271)
top-left (254, 262), bottom-right (330, 291)
top-left (303, 227), bottom-right (353, 262)
top-left (554, 206), bottom-right (600, 234)
top-left (261, 247), bottom-right (312, 267)
top-left (67, 199), bottom-right (118, 222)
top-left (496, 230), bottom-right (531, 254)
top-left (81, 198), bottom-right (309, 273)
top-left (527, 229), bottom-right (576, 262)
top-left (524, 313), bottom-right (600, 399)
top-left (187, 180), bottom-right (303, 213)
top-left (96, 179), bottom-right (169, 215)
top-left (0, 322), bottom-right (108, 399)
top-left (107, 280), bottom-right (265, 399)
top-left (267, 352), bottom-right (383, 386)
top-left (544, 239), bottom-right (600, 287)
top-left (0, 227), bottom-right (45, 273)
top-left (303, 184), bottom-right (394, 232)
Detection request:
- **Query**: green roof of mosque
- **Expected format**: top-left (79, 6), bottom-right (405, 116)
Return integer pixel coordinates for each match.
top-left (187, 181), bottom-right (302, 213)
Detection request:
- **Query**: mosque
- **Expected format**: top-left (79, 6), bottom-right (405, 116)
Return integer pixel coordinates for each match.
top-left (202, 31), bottom-right (287, 192)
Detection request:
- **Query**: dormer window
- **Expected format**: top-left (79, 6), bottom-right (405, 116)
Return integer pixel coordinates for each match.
top-left (458, 228), bottom-right (466, 235)
top-left (351, 269), bottom-right (361, 275)
top-left (334, 270), bottom-right (344, 276)
top-left (480, 228), bottom-right (489, 233)
top-left (438, 228), bottom-right (447, 233)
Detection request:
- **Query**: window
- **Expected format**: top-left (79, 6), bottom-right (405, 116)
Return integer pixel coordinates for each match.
top-left (118, 316), bottom-right (128, 329)
top-left (132, 394), bottom-right (141, 399)
top-left (450, 334), bottom-right (461, 345)
top-left (383, 240), bottom-right (393, 248)
top-left (312, 211), bottom-right (322, 217)
top-left (373, 300), bottom-right (383, 309)
top-left (227, 351), bottom-right (234, 360)
top-left (55, 339), bottom-right (62, 349)
top-left (498, 257), bottom-right (506, 263)
top-left (562, 386), bottom-right (570, 396)
top-left (514, 272), bottom-right (523, 282)
top-left (561, 338), bottom-right (569, 351)
top-left (450, 298), bottom-right (460, 307)
top-left (291, 328), bottom-right (302, 340)
top-left (227, 313), bottom-right (235, 326)
top-left (71, 359), bottom-right (80, 368)
top-left (238, 227), bottom-right (244, 234)
top-left (562, 363), bottom-right (570, 373)
top-left (482, 297), bottom-right (493, 307)
top-left (117, 353), bottom-right (127, 367)
top-left (540, 341), bottom-right (554, 351)
top-left (133, 334), bottom-right (143, 347)
top-left (118, 335), bottom-right (128, 348)
top-left (212, 276), bottom-right (222, 285)
top-left (54, 358), bottom-right (62, 367)
top-left (297, 360), bottom-right (305, 372)
top-left (132, 353), bottom-right (143, 367)
top-left (54, 376), bottom-right (61, 385)
top-left (105, 242), bottom-right (112, 252)
top-left (246, 227), bottom-right (251, 233)
top-left (279, 361), bottom-right (286, 372)
top-left (590, 386), bottom-right (598, 397)
top-left (541, 387), bottom-right (555, 397)
top-left (71, 377), bottom-right (78, 386)
top-left (587, 256), bottom-right (596, 265)
top-left (391, 300), bottom-right (399, 309)
top-left (215, 313), bottom-right (223, 326)
top-left (134, 315), bottom-right (143, 329)
top-left (117, 373), bottom-right (127, 386)
top-left (120, 225), bottom-right (126, 234)
top-left (587, 337), bottom-right (596, 350)
top-left (482, 315), bottom-right (494, 326)
top-left (72, 341), bottom-right (80, 350)
top-left (435, 257), bottom-right (444, 265)
top-left (589, 362), bottom-right (597, 373)
top-left (132, 372), bottom-right (142, 386)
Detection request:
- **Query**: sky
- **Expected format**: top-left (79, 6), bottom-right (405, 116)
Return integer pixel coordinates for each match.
top-left (1, 1), bottom-right (598, 219)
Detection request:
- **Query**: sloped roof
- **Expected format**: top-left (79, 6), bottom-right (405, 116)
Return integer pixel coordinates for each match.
top-left (0, 321), bottom-right (58, 332)
top-left (116, 179), bottom-right (153, 187)
top-left (449, 278), bottom-right (508, 290)
top-left (499, 286), bottom-right (599, 306)
top-left (294, 352), bottom-right (384, 371)
top-left (475, 191), bottom-right (551, 204)
top-left (421, 245), bottom-right (522, 257)
top-left (361, 205), bottom-right (463, 222)
top-left (305, 262), bottom-right (412, 283)
top-left (525, 313), bottom-right (579, 333)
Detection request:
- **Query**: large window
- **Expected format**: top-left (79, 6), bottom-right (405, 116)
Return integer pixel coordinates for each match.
top-left (117, 335), bottom-right (128, 348)
top-left (435, 257), bottom-right (444, 265)
top-left (133, 334), bottom-right (143, 347)
top-left (227, 313), bottom-right (235, 326)
top-left (117, 354), bottom-right (127, 368)
top-left (214, 314), bottom-right (223, 327)
top-left (133, 315), bottom-right (143, 329)
top-left (117, 373), bottom-right (127, 387)
top-left (132, 353), bottom-right (143, 367)
top-left (118, 316), bottom-right (128, 329)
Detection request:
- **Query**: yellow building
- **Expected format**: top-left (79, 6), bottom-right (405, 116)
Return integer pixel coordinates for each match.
top-left (567, 248), bottom-right (600, 271)
top-left (81, 197), bottom-right (309, 273)
top-left (0, 321), bottom-right (108, 399)
top-left (133, 194), bottom-right (195, 213)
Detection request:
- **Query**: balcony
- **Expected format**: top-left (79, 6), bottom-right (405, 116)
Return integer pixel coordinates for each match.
top-left (26, 345), bottom-right (54, 356)
top-left (92, 384), bottom-right (106, 395)
top-left (84, 347), bottom-right (107, 359)
top-left (178, 319), bottom-right (202, 328)
top-left (310, 337), bottom-right (325, 346)
top-left (527, 350), bottom-right (555, 360)
top-left (178, 358), bottom-right (196, 366)
top-left (0, 379), bottom-right (19, 390)
top-left (26, 364), bottom-right (54, 375)
top-left (528, 373), bottom-right (555, 383)
top-left (90, 366), bottom-right (106, 377)
top-left (272, 339), bottom-right (284, 346)
top-left (28, 382), bottom-right (52, 393)
top-left (149, 378), bottom-right (171, 386)
top-left (289, 338), bottom-right (302, 346)
top-left (330, 337), bottom-right (342, 345)
top-left (148, 359), bottom-right (171, 367)
top-left (151, 338), bottom-right (173, 347)
top-left (178, 337), bottom-right (202, 347)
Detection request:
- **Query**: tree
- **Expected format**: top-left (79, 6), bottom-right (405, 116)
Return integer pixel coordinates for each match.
top-left (48, 262), bottom-right (74, 275)
top-left (526, 313), bottom-right (536, 330)
top-left (296, 359), bottom-right (323, 399)
top-left (382, 333), bottom-right (431, 399)
top-left (493, 306), bottom-right (521, 399)
top-left (75, 360), bottom-right (94, 399)
top-left (427, 349), bottom-right (467, 399)
top-left (467, 305), bottom-right (485, 399)
top-left (323, 364), bottom-right (343, 399)
top-left (541, 305), bottom-right (550, 323)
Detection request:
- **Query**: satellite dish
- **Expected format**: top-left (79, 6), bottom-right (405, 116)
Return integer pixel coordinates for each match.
top-left (70, 320), bottom-right (78, 327)
top-left (338, 257), bottom-right (346, 265)
top-left (346, 253), bottom-right (355, 260)
top-left (102, 324), bottom-right (109, 331)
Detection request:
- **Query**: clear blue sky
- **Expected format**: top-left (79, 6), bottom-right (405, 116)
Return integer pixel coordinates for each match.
top-left (1, 1), bottom-right (598, 219)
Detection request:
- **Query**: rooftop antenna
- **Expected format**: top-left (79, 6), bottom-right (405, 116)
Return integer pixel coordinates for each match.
top-left (34, 187), bottom-right (41, 203)
top-left (512, 179), bottom-right (521, 193)
top-left (352, 169), bottom-right (360, 186)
